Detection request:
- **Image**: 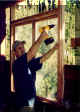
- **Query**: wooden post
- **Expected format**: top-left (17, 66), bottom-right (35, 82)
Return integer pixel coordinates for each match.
top-left (10, 5), bottom-right (16, 92)
top-left (32, 22), bottom-right (35, 44)
top-left (57, 0), bottom-right (65, 102)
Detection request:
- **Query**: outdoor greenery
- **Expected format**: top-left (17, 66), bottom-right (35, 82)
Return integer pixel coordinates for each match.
top-left (64, 1), bottom-right (80, 65)
top-left (15, 0), bottom-right (58, 20)
top-left (5, 8), bottom-right (10, 60)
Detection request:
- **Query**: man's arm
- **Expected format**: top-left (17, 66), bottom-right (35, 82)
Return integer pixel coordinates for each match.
top-left (27, 31), bottom-right (48, 62)
top-left (40, 43), bottom-right (59, 63)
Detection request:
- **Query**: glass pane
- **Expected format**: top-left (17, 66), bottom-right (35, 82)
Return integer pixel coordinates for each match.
top-left (15, 24), bottom-right (32, 52)
top-left (35, 18), bottom-right (58, 101)
top-left (6, 8), bottom-right (10, 60)
top-left (64, 4), bottom-right (75, 65)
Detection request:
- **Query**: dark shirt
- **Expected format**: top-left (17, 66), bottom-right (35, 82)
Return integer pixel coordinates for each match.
top-left (12, 53), bottom-right (42, 106)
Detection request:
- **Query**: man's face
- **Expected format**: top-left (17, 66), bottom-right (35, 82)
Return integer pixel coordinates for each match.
top-left (15, 43), bottom-right (25, 58)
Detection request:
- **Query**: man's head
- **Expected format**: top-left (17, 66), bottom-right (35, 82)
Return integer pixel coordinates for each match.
top-left (12, 40), bottom-right (26, 58)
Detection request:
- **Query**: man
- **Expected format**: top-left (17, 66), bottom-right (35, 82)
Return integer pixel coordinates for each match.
top-left (12, 31), bottom-right (58, 112)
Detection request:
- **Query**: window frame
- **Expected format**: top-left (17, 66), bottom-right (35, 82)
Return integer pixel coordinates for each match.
top-left (10, 5), bottom-right (64, 103)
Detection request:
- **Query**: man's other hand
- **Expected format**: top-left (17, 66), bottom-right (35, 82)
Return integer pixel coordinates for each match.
top-left (40, 31), bottom-right (49, 41)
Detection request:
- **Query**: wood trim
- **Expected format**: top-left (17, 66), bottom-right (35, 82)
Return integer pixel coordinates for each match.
top-left (10, 24), bottom-right (15, 92)
top-left (57, 2), bottom-right (65, 102)
top-left (13, 15), bottom-right (58, 26)
top-left (37, 96), bottom-right (57, 104)
top-left (10, 5), bottom-right (16, 21)
top-left (36, 96), bottom-right (64, 107)
top-left (32, 22), bottom-right (35, 44)
top-left (58, 0), bottom-right (61, 6)
top-left (11, 8), bottom-right (59, 26)
top-left (11, 24), bottom-right (15, 46)
top-left (10, 7), bottom-right (16, 92)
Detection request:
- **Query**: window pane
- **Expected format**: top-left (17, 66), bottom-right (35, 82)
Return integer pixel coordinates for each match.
top-left (6, 8), bottom-right (10, 60)
top-left (35, 19), bottom-right (58, 101)
top-left (15, 24), bottom-right (32, 52)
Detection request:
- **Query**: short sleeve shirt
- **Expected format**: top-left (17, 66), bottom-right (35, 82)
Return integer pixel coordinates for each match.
top-left (12, 53), bottom-right (42, 106)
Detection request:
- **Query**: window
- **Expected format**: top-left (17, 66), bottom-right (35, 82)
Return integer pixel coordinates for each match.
top-left (35, 19), bottom-right (58, 101)
top-left (11, 4), bottom-right (64, 101)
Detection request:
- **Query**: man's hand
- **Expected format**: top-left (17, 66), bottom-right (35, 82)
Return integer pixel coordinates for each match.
top-left (54, 42), bottom-right (59, 49)
top-left (40, 42), bottom-right (59, 63)
top-left (40, 31), bottom-right (49, 41)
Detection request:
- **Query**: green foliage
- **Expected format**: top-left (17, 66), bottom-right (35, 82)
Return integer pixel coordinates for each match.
top-left (39, 42), bottom-right (50, 54)
top-left (73, 48), bottom-right (80, 56)
top-left (36, 71), bottom-right (57, 98)
top-left (36, 50), bottom-right (57, 99)
top-left (37, 72), bottom-right (57, 98)
top-left (5, 10), bottom-right (10, 60)
top-left (64, 1), bottom-right (80, 65)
